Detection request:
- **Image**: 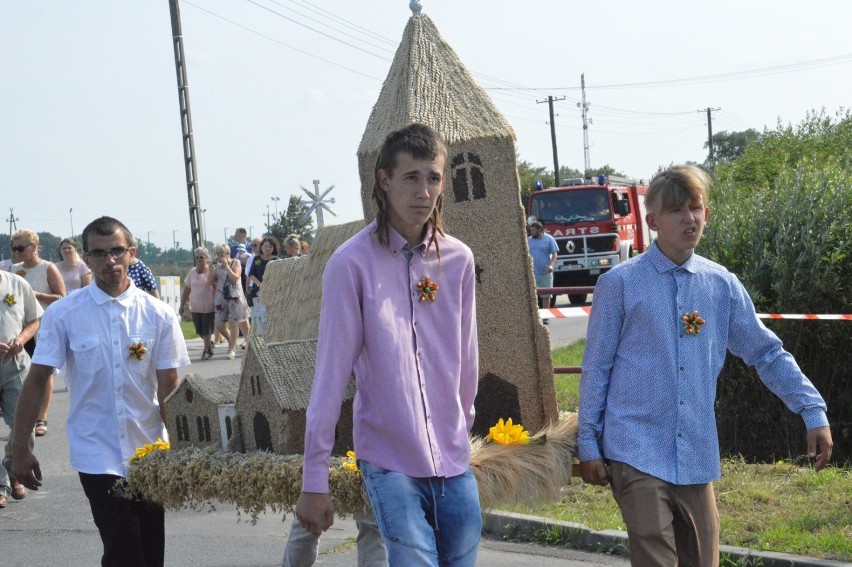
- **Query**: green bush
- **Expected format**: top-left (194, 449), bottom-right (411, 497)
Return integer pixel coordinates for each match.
top-left (700, 110), bottom-right (852, 463)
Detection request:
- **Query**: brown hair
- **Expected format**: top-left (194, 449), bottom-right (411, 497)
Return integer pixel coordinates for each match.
top-left (371, 123), bottom-right (448, 253)
top-left (647, 165), bottom-right (710, 213)
top-left (81, 217), bottom-right (134, 253)
top-left (260, 236), bottom-right (280, 256)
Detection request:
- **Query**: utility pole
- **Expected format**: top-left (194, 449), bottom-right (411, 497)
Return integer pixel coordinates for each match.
top-left (6, 208), bottom-right (19, 238)
top-left (700, 107), bottom-right (722, 164)
top-left (168, 0), bottom-right (204, 249)
top-left (578, 73), bottom-right (592, 176)
top-left (537, 95), bottom-right (566, 186)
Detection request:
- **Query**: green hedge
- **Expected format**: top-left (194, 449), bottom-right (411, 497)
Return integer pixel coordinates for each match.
top-left (700, 111), bottom-right (852, 463)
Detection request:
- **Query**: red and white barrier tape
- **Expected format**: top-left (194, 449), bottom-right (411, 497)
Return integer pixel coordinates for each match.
top-left (539, 307), bottom-right (852, 321)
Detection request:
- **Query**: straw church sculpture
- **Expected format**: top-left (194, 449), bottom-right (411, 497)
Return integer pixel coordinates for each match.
top-left (166, 7), bottom-right (557, 459)
top-left (167, 373), bottom-right (239, 452)
top-left (357, 13), bottom-right (557, 436)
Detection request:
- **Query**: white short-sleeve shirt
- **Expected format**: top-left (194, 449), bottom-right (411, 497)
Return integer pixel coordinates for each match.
top-left (33, 279), bottom-right (190, 476)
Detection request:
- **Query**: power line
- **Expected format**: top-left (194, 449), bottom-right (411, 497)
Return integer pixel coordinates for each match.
top-left (181, 0), bottom-right (384, 80)
top-left (487, 52), bottom-right (852, 92)
top-left (243, 0), bottom-right (391, 60)
top-left (281, 0), bottom-right (398, 46)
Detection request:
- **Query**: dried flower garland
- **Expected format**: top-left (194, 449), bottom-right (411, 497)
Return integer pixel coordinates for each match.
top-left (128, 341), bottom-right (148, 361)
top-left (3, 293), bottom-right (16, 306)
top-left (124, 414), bottom-right (579, 521)
top-left (682, 310), bottom-right (705, 335)
top-left (416, 276), bottom-right (438, 302)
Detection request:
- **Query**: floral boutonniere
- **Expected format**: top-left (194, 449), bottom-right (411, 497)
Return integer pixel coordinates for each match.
top-left (416, 276), bottom-right (438, 302)
top-left (4, 293), bottom-right (16, 306)
top-left (253, 258), bottom-right (261, 267)
top-left (128, 341), bottom-right (148, 360)
top-left (16, 270), bottom-right (26, 278)
top-left (682, 310), bottom-right (705, 335)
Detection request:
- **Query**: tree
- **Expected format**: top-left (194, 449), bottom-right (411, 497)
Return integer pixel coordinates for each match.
top-left (267, 195), bottom-right (315, 244)
top-left (704, 129), bottom-right (761, 164)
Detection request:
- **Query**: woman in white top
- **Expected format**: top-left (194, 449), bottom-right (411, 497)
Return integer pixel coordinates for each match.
top-left (10, 229), bottom-right (66, 437)
top-left (57, 237), bottom-right (93, 293)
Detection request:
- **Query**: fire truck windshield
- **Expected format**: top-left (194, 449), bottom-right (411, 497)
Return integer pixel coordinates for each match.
top-left (531, 189), bottom-right (611, 223)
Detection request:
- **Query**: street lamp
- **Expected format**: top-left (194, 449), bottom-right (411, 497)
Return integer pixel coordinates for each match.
top-left (271, 196), bottom-right (280, 217)
top-left (202, 209), bottom-right (207, 237)
top-left (69, 208), bottom-right (74, 237)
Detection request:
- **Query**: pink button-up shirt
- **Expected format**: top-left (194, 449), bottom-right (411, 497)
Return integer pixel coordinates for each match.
top-left (302, 222), bottom-right (479, 493)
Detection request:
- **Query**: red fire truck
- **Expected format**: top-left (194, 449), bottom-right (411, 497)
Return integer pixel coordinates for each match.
top-left (527, 175), bottom-right (655, 304)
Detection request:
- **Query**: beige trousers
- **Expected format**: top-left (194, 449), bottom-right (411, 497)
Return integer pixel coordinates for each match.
top-left (609, 461), bottom-right (720, 567)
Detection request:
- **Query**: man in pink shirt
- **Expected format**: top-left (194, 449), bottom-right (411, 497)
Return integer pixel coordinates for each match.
top-left (295, 123), bottom-right (481, 566)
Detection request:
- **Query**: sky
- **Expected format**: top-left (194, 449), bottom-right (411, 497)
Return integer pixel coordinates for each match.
top-left (2, 1), bottom-right (851, 252)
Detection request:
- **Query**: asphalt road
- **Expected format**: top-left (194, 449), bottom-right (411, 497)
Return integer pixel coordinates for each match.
top-left (0, 309), bottom-right (625, 566)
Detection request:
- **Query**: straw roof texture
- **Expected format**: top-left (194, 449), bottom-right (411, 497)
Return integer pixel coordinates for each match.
top-left (166, 373), bottom-right (239, 406)
top-left (250, 336), bottom-right (356, 411)
top-left (359, 14), bottom-right (513, 153)
top-left (263, 220), bottom-right (366, 343)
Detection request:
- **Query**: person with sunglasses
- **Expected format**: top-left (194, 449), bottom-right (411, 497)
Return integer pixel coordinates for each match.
top-left (12, 216), bottom-right (189, 567)
top-left (9, 229), bottom-right (66, 437)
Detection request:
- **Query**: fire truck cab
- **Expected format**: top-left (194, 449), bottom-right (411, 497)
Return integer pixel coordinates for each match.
top-left (527, 174), bottom-right (655, 304)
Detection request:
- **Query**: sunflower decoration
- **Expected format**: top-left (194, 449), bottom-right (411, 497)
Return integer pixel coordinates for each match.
top-left (416, 276), bottom-right (438, 302)
top-left (3, 293), bottom-right (16, 306)
top-left (341, 450), bottom-right (359, 474)
top-left (16, 270), bottom-right (26, 278)
top-left (130, 438), bottom-right (171, 464)
top-left (486, 418), bottom-right (530, 445)
top-left (128, 341), bottom-right (148, 361)
top-left (682, 310), bottom-right (706, 335)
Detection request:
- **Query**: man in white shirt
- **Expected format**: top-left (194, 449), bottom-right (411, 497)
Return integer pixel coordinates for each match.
top-left (13, 216), bottom-right (190, 567)
top-left (0, 270), bottom-right (42, 508)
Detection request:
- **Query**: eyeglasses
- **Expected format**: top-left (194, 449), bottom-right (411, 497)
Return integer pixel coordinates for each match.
top-left (85, 247), bottom-right (130, 260)
top-left (11, 244), bottom-right (32, 253)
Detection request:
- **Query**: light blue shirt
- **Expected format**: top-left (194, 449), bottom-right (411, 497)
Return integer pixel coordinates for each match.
top-left (578, 243), bottom-right (828, 485)
top-left (528, 233), bottom-right (558, 275)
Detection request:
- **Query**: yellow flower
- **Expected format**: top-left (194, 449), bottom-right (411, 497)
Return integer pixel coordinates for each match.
top-left (486, 418), bottom-right (530, 445)
top-left (342, 450), bottom-right (359, 473)
top-left (3, 293), bottom-right (16, 306)
top-left (130, 437), bottom-right (171, 463)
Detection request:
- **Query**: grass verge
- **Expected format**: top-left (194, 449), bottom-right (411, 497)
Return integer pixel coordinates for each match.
top-left (542, 341), bottom-right (852, 562)
top-left (180, 319), bottom-right (198, 341)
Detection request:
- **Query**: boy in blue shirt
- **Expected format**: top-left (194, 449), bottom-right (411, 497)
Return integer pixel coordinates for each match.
top-left (578, 164), bottom-right (832, 566)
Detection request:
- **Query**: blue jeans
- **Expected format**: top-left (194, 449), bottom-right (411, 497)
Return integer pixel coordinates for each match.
top-left (359, 461), bottom-right (481, 567)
